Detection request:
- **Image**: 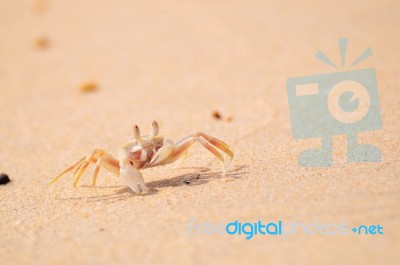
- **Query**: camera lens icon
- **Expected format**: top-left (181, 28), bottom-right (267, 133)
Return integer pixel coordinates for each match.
top-left (327, 80), bottom-right (370, 124)
top-left (287, 68), bottom-right (382, 167)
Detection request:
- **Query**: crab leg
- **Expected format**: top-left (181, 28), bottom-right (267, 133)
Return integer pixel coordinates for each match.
top-left (73, 149), bottom-right (99, 187)
top-left (197, 132), bottom-right (234, 159)
top-left (156, 132), bottom-right (233, 175)
top-left (173, 132), bottom-right (234, 161)
top-left (197, 137), bottom-right (225, 162)
top-left (92, 157), bottom-right (103, 188)
top-left (90, 153), bottom-right (120, 188)
top-left (50, 157), bottom-right (86, 185)
top-left (51, 149), bottom-right (120, 188)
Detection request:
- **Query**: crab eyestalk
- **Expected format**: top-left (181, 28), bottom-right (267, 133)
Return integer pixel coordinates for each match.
top-left (133, 124), bottom-right (141, 141)
top-left (151, 120), bottom-right (159, 137)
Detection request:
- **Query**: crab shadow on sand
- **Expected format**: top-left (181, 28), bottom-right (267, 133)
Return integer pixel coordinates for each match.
top-left (55, 164), bottom-right (249, 203)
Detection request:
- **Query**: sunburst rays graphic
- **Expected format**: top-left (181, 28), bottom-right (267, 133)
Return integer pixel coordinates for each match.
top-left (314, 38), bottom-right (373, 69)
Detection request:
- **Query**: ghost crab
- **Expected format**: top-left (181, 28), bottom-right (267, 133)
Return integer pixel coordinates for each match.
top-left (51, 121), bottom-right (234, 193)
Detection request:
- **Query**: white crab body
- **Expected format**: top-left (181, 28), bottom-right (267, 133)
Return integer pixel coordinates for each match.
top-left (52, 121), bottom-right (233, 194)
top-left (118, 134), bottom-right (174, 193)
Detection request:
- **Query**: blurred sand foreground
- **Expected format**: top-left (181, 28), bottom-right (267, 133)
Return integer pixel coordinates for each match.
top-left (0, 0), bottom-right (399, 264)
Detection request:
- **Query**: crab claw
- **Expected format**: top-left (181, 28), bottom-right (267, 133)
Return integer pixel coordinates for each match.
top-left (120, 164), bottom-right (147, 193)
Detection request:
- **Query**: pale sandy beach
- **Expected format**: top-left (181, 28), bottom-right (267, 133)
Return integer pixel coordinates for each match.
top-left (1, 0), bottom-right (399, 264)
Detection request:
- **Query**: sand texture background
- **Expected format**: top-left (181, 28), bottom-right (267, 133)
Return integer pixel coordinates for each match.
top-left (1, 0), bottom-right (399, 264)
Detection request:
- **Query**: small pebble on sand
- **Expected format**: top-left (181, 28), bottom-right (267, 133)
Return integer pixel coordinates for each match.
top-left (212, 111), bottom-right (233, 122)
top-left (79, 82), bottom-right (98, 93)
top-left (0, 173), bottom-right (10, 185)
top-left (212, 111), bottom-right (222, 120)
top-left (35, 37), bottom-right (50, 50)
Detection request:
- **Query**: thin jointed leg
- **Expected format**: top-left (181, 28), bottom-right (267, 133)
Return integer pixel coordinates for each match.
top-left (161, 132), bottom-right (234, 175)
top-left (50, 149), bottom-right (120, 188)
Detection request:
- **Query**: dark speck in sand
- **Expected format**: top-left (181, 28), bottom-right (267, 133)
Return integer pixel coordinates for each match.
top-left (0, 173), bottom-right (10, 185)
